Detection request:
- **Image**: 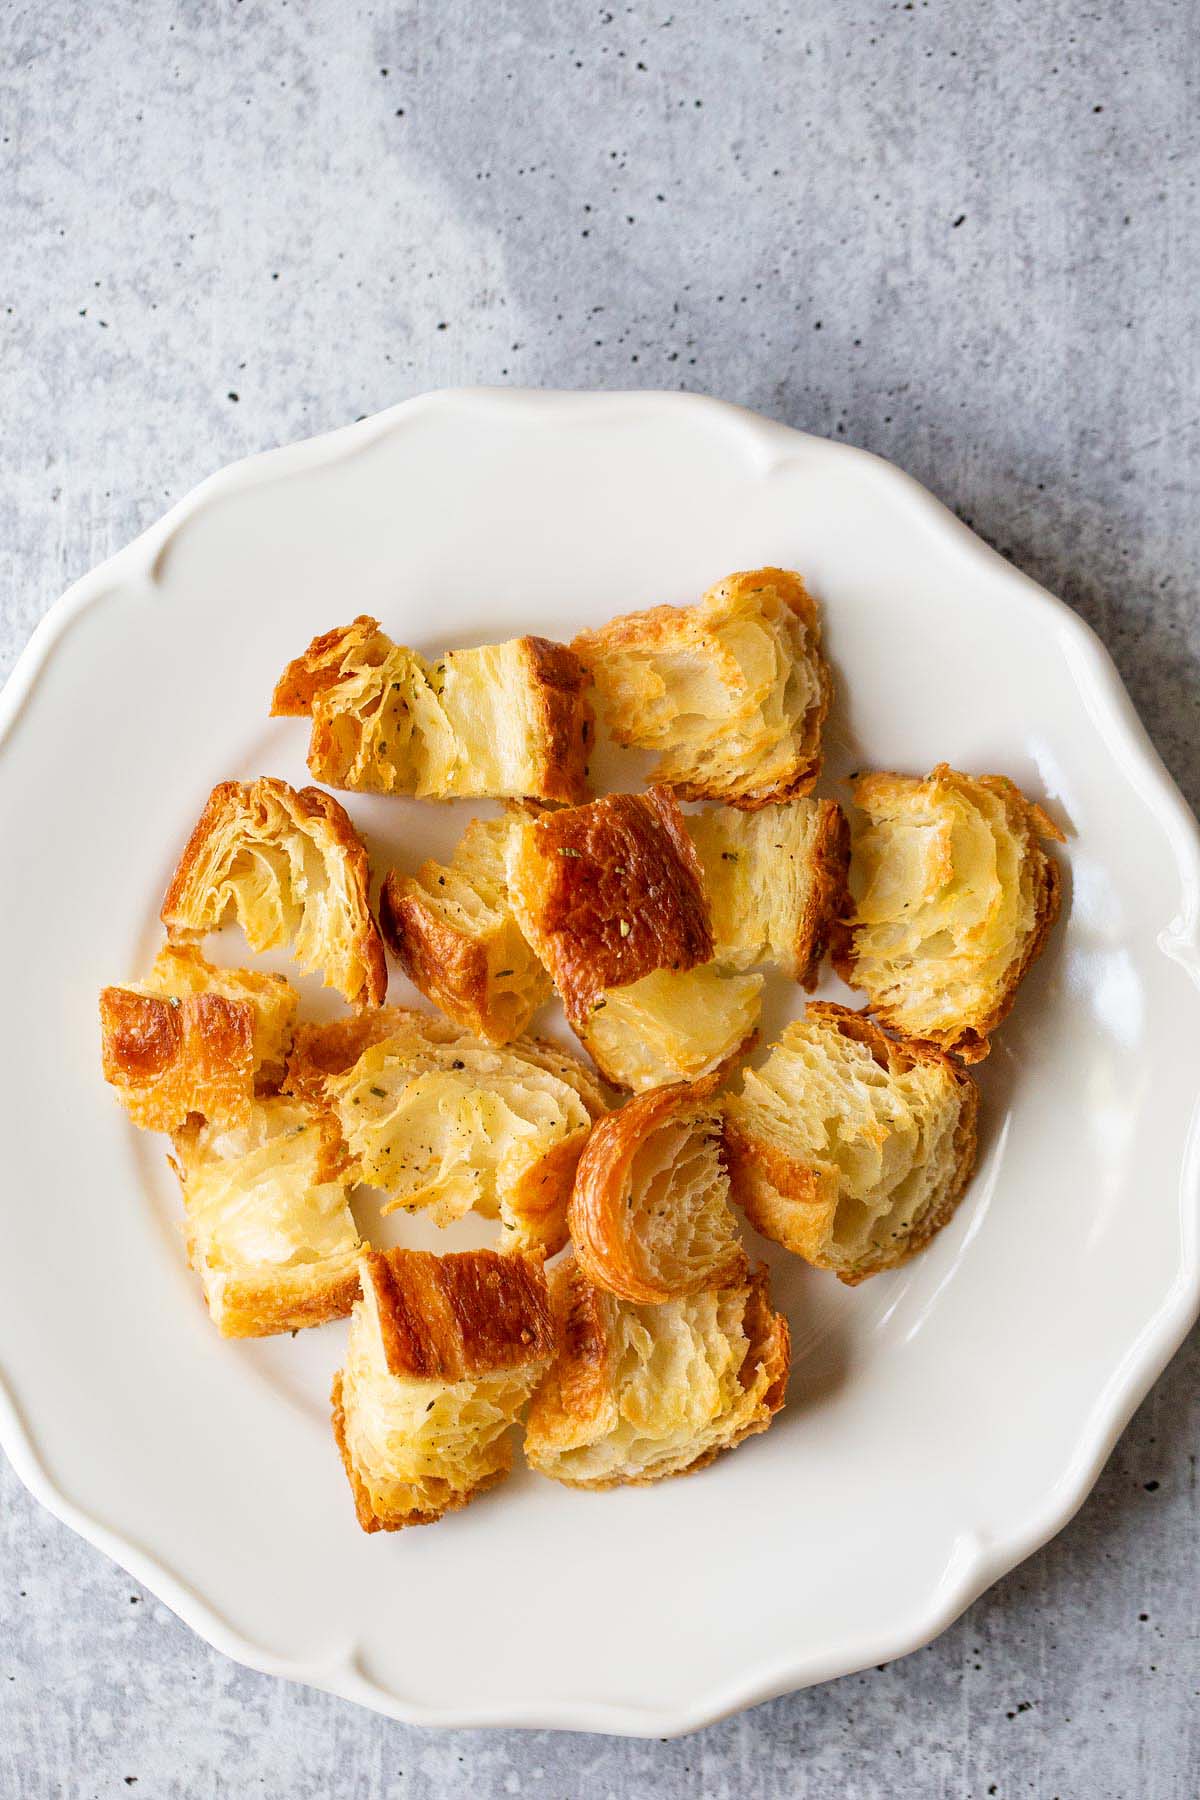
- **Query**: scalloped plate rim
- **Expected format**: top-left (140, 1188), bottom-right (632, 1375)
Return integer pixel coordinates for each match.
top-left (1, 385), bottom-right (1198, 1739)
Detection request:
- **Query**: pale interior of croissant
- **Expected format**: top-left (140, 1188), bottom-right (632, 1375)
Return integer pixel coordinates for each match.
top-left (136, 944), bottom-right (296, 1088)
top-left (529, 1284), bottom-right (773, 1485)
top-left (625, 1103), bottom-right (741, 1293)
top-left (340, 1272), bottom-right (538, 1523)
top-left (173, 790), bottom-right (377, 1006)
top-left (311, 643), bottom-right (460, 796)
top-left (686, 800), bottom-right (834, 975)
top-left (582, 964), bottom-right (762, 1091)
top-left (402, 817), bottom-right (550, 1036)
top-left (327, 1036), bottom-right (593, 1243)
top-left (174, 1098), bottom-right (359, 1322)
top-left (728, 1016), bottom-right (965, 1271)
top-left (847, 774), bottom-right (1038, 1039)
top-left (311, 639), bottom-right (558, 799)
top-left (587, 579), bottom-right (822, 796)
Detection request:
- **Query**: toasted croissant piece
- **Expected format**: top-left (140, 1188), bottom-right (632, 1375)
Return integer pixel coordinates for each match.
top-left (524, 1259), bottom-right (789, 1487)
top-left (569, 1084), bottom-right (747, 1303)
top-left (723, 1003), bottom-right (978, 1284)
top-left (380, 817), bottom-right (551, 1044)
top-left (100, 946), bottom-right (299, 1132)
top-left (326, 1030), bottom-right (602, 1253)
top-left (685, 798), bottom-right (849, 985)
top-left (506, 787), bottom-right (713, 1029)
top-left (332, 1247), bottom-right (554, 1531)
top-left (574, 567), bottom-right (831, 807)
top-left (833, 765), bottom-right (1064, 1060)
top-left (139, 944), bottom-right (298, 1088)
top-left (160, 778), bottom-right (387, 1010)
top-left (170, 1097), bottom-right (360, 1336)
top-left (272, 616), bottom-right (592, 804)
top-left (580, 963), bottom-right (762, 1093)
top-left (282, 1004), bottom-right (465, 1103)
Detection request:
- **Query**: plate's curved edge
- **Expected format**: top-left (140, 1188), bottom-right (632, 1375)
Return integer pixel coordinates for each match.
top-left (1, 385), bottom-right (1199, 1738)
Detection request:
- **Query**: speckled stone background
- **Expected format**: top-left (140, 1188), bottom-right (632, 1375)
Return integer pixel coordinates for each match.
top-left (2, 2), bottom-right (1198, 1795)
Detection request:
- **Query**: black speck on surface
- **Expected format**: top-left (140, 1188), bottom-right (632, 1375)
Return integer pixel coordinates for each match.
top-left (1143, 1479), bottom-right (1160, 1491)
top-left (952, 213), bottom-right (966, 226)
top-left (227, 391), bottom-right (239, 402)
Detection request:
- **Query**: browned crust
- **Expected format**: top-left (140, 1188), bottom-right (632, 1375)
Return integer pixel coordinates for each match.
top-left (378, 869), bottom-right (497, 1041)
top-left (330, 1370), bottom-right (509, 1533)
top-left (518, 635), bottom-right (594, 805)
top-left (793, 799), bottom-right (850, 988)
top-left (527, 1259), bottom-right (789, 1488)
top-left (568, 1084), bottom-right (747, 1303)
top-left (511, 787), bottom-right (713, 1028)
top-left (100, 987), bottom-right (255, 1131)
top-left (363, 1248), bottom-right (554, 1383)
top-left (212, 1261), bottom-right (361, 1337)
top-left (282, 1006), bottom-right (463, 1103)
top-left (724, 1003), bottom-right (979, 1281)
top-left (270, 615), bottom-right (385, 716)
top-left (159, 777), bottom-right (388, 1010)
top-left (507, 1128), bottom-right (592, 1257)
top-left (832, 765), bottom-right (1063, 1061)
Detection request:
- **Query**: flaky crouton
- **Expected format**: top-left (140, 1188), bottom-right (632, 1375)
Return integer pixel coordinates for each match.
top-left (685, 798), bottom-right (849, 985)
top-left (723, 1003), bottom-right (978, 1284)
top-left (524, 1259), bottom-right (788, 1488)
top-left (332, 1247), bottom-right (554, 1531)
top-left (580, 963), bottom-right (762, 1093)
top-left (380, 817), bottom-right (551, 1044)
top-left (160, 777), bottom-right (387, 1010)
top-left (100, 946), bottom-right (298, 1132)
top-left (834, 764), bottom-right (1063, 1060)
top-left (568, 1083), bottom-right (747, 1303)
top-left (272, 616), bottom-right (592, 804)
top-left (506, 787), bottom-right (713, 1030)
top-left (170, 1097), bottom-right (360, 1336)
top-left (324, 1028), bottom-right (602, 1253)
top-left (574, 567), bottom-right (831, 807)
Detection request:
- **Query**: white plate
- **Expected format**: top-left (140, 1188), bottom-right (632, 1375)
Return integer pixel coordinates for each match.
top-left (1, 389), bottom-right (1197, 1738)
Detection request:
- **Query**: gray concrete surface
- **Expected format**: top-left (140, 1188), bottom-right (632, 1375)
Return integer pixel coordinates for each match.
top-left (2, 2), bottom-right (1198, 1794)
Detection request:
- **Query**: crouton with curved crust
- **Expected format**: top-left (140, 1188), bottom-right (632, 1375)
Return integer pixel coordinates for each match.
top-left (272, 616), bottom-right (592, 804)
top-left (723, 1003), bottom-right (978, 1284)
top-left (171, 1097), bottom-right (361, 1336)
top-left (574, 567), bottom-right (831, 807)
top-left (100, 946), bottom-right (299, 1131)
top-left (380, 817), bottom-right (551, 1044)
top-left (580, 963), bottom-right (762, 1093)
top-left (332, 1247), bottom-right (554, 1531)
top-left (160, 777), bottom-right (387, 1010)
top-left (506, 787), bottom-right (713, 1029)
top-left (569, 1083), bottom-right (747, 1303)
top-left (685, 797), bottom-right (849, 985)
top-left (834, 764), bottom-right (1063, 1060)
top-left (282, 1004), bottom-right (466, 1104)
top-left (326, 1030), bottom-right (602, 1254)
top-left (524, 1259), bottom-right (789, 1488)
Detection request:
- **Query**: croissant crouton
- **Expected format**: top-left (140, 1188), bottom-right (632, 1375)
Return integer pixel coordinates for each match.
top-left (569, 1084), bottom-right (747, 1303)
top-left (160, 778), bottom-right (387, 1010)
top-left (100, 946), bottom-right (299, 1132)
top-left (685, 798), bottom-right (849, 985)
top-left (326, 1030), bottom-right (602, 1253)
top-left (272, 616), bottom-right (592, 804)
top-left (332, 1247), bottom-right (554, 1531)
top-left (506, 787), bottom-right (713, 1029)
top-left (282, 1004), bottom-right (465, 1103)
top-left (380, 817), bottom-right (551, 1044)
top-left (723, 1003), bottom-right (978, 1284)
top-left (524, 1259), bottom-right (789, 1487)
top-left (170, 1098), bottom-right (360, 1336)
top-left (581, 964), bottom-right (762, 1093)
top-left (574, 567), bottom-right (831, 807)
top-left (833, 765), bottom-right (1064, 1060)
